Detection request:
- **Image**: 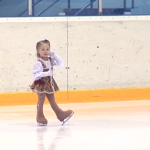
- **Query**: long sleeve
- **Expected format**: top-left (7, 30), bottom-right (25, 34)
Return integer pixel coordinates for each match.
top-left (33, 61), bottom-right (52, 81)
top-left (50, 51), bottom-right (64, 68)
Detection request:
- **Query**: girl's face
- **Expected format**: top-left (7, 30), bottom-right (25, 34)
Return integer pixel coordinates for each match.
top-left (37, 43), bottom-right (50, 59)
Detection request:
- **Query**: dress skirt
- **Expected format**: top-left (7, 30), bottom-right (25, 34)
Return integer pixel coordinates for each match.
top-left (30, 76), bottom-right (59, 94)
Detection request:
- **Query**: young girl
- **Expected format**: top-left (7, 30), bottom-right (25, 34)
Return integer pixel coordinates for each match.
top-left (30, 39), bottom-right (74, 126)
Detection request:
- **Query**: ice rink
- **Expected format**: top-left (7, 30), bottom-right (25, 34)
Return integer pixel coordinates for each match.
top-left (0, 100), bottom-right (150, 150)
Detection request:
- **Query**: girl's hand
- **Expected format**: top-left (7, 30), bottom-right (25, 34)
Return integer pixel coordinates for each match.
top-left (50, 51), bottom-right (54, 57)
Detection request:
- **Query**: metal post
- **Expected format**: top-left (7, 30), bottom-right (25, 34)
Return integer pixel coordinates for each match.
top-left (90, 0), bottom-right (93, 15)
top-left (123, 0), bottom-right (126, 9)
top-left (98, 0), bottom-right (102, 15)
top-left (68, 0), bottom-right (70, 9)
top-left (131, 0), bottom-right (134, 8)
top-left (28, 0), bottom-right (33, 16)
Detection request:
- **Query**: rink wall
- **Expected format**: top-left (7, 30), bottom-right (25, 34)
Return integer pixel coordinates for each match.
top-left (0, 16), bottom-right (150, 106)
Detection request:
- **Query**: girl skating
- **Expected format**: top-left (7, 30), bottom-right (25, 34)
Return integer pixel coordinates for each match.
top-left (30, 39), bottom-right (74, 126)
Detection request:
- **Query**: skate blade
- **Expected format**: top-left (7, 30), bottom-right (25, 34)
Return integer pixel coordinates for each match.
top-left (37, 123), bottom-right (47, 126)
top-left (62, 111), bottom-right (74, 126)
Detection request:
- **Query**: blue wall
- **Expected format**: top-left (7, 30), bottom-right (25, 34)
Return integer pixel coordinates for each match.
top-left (0, 0), bottom-right (150, 17)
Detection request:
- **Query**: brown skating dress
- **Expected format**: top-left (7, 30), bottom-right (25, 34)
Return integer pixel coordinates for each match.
top-left (30, 59), bottom-right (59, 94)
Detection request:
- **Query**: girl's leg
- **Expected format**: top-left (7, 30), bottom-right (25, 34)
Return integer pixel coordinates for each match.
top-left (36, 93), bottom-right (48, 126)
top-left (46, 93), bottom-right (74, 125)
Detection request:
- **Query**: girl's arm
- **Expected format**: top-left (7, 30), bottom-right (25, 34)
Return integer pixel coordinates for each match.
top-left (33, 61), bottom-right (52, 80)
top-left (50, 51), bottom-right (64, 68)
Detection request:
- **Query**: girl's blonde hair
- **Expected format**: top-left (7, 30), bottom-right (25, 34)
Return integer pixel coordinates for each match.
top-left (36, 39), bottom-right (50, 58)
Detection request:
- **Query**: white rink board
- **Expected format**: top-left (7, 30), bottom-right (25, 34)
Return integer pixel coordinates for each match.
top-left (0, 16), bottom-right (150, 92)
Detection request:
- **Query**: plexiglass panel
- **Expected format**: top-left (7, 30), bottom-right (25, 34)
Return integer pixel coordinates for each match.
top-left (0, 21), bottom-right (68, 103)
top-left (0, 0), bottom-right (150, 17)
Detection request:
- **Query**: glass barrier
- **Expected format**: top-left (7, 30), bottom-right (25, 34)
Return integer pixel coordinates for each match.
top-left (0, 0), bottom-right (150, 17)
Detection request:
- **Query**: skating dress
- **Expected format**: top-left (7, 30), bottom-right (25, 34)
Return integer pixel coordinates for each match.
top-left (30, 52), bottom-right (63, 94)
